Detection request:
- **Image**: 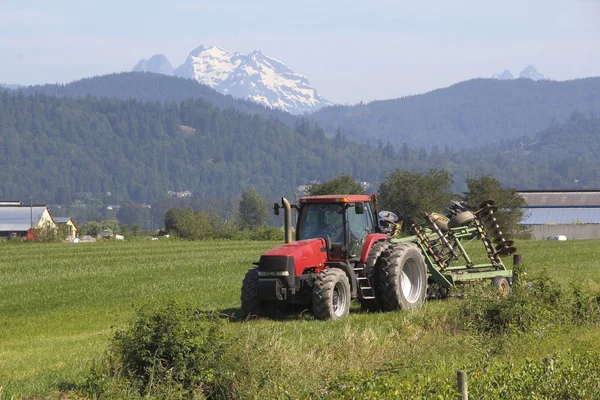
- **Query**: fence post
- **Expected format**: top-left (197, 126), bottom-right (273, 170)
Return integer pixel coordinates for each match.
top-left (457, 370), bottom-right (468, 400)
top-left (513, 253), bottom-right (523, 266)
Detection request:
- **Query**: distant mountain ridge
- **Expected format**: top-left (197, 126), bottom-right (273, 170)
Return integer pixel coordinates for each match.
top-left (133, 54), bottom-right (173, 75)
top-left (134, 45), bottom-right (331, 114)
top-left (17, 72), bottom-right (297, 126)
top-left (312, 77), bottom-right (600, 150)
top-left (0, 83), bottom-right (22, 90)
top-left (492, 65), bottom-right (546, 80)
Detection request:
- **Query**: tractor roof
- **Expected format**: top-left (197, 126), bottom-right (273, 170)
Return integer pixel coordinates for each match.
top-left (299, 194), bottom-right (372, 204)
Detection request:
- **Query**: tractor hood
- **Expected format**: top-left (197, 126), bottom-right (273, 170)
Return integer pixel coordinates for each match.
top-left (260, 238), bottom-right (329, 276)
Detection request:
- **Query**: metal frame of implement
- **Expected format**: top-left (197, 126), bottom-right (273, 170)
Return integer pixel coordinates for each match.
top-left (391, 201), bottom-right (515, 289)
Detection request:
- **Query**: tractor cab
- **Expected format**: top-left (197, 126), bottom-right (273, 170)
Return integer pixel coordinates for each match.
top-left (294, 195), bottom-right (378, 260)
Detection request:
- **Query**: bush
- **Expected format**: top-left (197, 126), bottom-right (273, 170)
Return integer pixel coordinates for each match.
top-left (83, 300), bottom-right (234, 399)
top-left (459, 267), bottom-right (600, 335)
top-left (315, 352), bottom-right (600, 399)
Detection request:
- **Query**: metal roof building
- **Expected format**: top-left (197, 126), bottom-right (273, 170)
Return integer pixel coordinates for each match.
top-left (0, 203), bottom-right (56, 239)
top-left (518, 190), bottom-right (600, 239)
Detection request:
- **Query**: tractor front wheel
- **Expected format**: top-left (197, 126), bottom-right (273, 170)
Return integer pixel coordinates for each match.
top-left (312, 268), bottom-right (351, 320)
top-left (241, 267), bottom-right (262, 319)
top-left (379, 243), bottom-right (428, 310)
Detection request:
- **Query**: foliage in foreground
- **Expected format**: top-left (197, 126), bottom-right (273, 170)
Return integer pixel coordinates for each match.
top-left (81, 301), bottom-right (235, 399)
top-left (76, 265), bottom-right (600, 399)
top-left (318, 351), bottom-right (600, 399)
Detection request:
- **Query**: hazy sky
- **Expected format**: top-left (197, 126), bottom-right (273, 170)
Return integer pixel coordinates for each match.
top-left (2, 0), bottom-right (599, 104)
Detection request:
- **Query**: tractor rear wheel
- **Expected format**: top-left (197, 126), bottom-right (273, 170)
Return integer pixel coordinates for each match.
top-left (312, 268), bottom-right (351, 320)
top-left (241, 267), bottom-right (262, 318)
top-left (379, 243), bottom-right (428, 310)
top-left (359, 241), bottom-right (388, 311)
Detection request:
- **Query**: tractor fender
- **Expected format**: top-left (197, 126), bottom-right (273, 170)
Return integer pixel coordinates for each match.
top-left (325, 261), bottom-right (358, 298)
top-left (359, 233), bottom-right (389, 263)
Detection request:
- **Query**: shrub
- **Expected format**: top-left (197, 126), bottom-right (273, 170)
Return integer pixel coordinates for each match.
top-left (459, 267), bottom-right (600, 335)
top-left (84, 300), bottom-right (234, 398)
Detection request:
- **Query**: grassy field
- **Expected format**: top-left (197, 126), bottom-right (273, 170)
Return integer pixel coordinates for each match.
top-left (1, 238), bottom-right (600, 398)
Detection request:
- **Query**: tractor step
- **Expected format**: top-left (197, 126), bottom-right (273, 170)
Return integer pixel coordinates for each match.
top-left (356, 276), bottom-right (376, 299)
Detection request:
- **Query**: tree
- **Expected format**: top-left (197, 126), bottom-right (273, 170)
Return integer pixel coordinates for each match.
top-left (461, 175), bottom-right (530, 238)
top-left (377, 169), bottom-right (454, 230)
top-left (82, 221), bottom-right (102, 237)
top-left (238, 188), bottom-right (269, 230)
top-left (306, 175), bottom-right (366, 196)
top-left (163, 208), bottom-right (213, 240)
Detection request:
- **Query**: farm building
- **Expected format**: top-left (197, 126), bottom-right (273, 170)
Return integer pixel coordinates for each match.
top-left (518, 190), bottom-right (600, 239)
top-left (0, 201), bottom-right (57, 240)
top-left (54, 217), bottom-right (79, 241)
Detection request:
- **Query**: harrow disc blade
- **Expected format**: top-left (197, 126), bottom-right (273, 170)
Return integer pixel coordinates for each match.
top-left (489, 229), bottom-right (504, 238)
top-left (495, 246), bottom-right (517, 257)
top-left (479, 200), bottom-right (495, 208)
top-left (480, 205), bottom-right (499, 216)
top-left (494, 235), bottom-right (512, 244)
top-left (495, 240), bottom-right (515, 251)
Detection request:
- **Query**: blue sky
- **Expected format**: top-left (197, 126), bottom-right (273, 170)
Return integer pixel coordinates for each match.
top-left (1, 0), bottom-right (599, 103)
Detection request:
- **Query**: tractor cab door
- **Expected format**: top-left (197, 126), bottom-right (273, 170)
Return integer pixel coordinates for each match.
top-left (347, 202), bottom-right (376, 259)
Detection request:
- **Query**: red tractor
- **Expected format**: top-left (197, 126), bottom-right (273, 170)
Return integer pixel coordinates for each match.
top-left (241, 194), bottom-right (428, 320)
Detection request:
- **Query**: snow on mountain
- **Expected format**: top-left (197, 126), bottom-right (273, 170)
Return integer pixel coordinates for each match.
top-left (133, 54), bottom-right (174, 75)
top-left (171, 45), bottom-right (331, 114)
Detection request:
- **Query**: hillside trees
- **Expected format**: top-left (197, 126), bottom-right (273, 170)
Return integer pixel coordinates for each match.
top-left (306, 175), bottom-right (366, 196)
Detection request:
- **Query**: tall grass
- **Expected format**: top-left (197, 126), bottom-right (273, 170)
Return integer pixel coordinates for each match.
top-left (1, 239), bottom-right (600, 398)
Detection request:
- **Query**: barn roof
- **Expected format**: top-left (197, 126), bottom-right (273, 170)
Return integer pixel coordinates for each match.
top-left (0, 206), bottom-right (51, 231)
top-left (518, 191), bottom-right (600, 207)
top-left (521, 208), bottom-right (600, 225)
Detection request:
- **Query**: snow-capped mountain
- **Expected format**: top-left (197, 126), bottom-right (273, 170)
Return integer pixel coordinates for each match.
top-left (133, 54), bottom-right (173, 75)
top-left (134, 45), bottom-right (331, 114)
top-left (492, 65), bottom-right (547, 81)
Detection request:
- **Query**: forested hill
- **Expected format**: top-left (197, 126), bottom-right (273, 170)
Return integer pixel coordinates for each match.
top-left (1, 90), bottom-right (599, 211)
top-left (18, 72), bottom-right (296, 126)
top-left (466, 112), bottom-right (600, 189)
top-left (0, 91), bottom-right (407, 205)
top-left (311, 77), bottom-right (600, 150)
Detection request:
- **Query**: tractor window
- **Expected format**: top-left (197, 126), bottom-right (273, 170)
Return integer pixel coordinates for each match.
top-left (297, 203), bottom-right (344, 242)
top-left (348, 203), bottom-right (373, 257)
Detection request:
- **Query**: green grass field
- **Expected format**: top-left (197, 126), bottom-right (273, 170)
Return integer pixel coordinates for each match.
top-left (1, 239), bottom-right (599, 398)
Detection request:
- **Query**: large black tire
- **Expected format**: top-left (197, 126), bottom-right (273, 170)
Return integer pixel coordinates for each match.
top-left (448, 211), bottom-right (475, 229)
top-left (312, 268), bottom-right (351, 320)
top-left (379, 243), bottom-right (428, 311)
top-left (359, 241), bottom-right (389, 311)
top-left (241, 267), bottom-right (262, 318)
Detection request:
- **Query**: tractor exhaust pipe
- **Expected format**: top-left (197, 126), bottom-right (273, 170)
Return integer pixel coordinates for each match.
top-left (282, 197), bottom-right (293, 243)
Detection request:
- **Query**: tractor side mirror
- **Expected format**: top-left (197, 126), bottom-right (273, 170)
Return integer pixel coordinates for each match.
top-left (273, 203), bottom-right (280, 216)
top-left (355, 202), bottom-right (365, 214)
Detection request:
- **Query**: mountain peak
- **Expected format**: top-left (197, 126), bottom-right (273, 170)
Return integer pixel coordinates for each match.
top-left (132, 54), bottom-right (173, 75)
top-left (519, 65), bottom-right (545, 81)
top-left (171, 45), bottom-right (330, 114)
top-left (492, 65), bottom-right (547, 81)
top-left (492, 69), bottom-right (515, 80)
